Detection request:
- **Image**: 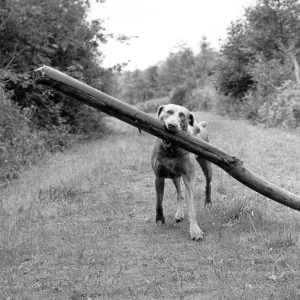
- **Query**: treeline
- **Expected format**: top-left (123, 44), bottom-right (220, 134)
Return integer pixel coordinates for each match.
top-left (115, 0), bottom-right (300, 129)
top-left (216, 0), bottom-right (300, 128)
top-left (114, 38), bottom-right (218, 109)
top-left (0, 0), bottom-right (124, 182)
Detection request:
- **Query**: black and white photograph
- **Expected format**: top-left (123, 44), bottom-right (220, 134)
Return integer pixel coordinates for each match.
top-left (1, 0), bottom-right (300, 299)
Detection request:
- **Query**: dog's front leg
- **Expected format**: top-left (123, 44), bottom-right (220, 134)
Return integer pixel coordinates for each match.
top-left (155, 177), bottom-right (165, 224)
top-left (182, 173), bottom-right (204, 240)
top-left (172, 177), bottom-right (184, 222)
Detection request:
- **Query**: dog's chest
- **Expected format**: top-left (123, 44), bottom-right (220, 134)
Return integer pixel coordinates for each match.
top-left (157, 156), bottom-right (186, 178)
top-left (153, 142), bottom-right (198, 178)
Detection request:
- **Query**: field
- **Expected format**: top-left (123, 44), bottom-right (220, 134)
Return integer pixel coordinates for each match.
top-left (1, 111), bottom-right (300, 299)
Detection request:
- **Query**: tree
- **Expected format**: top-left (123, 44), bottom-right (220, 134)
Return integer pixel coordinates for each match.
top-left (114, 41), bottom-right (219, 106)
top-left (215, 0), bottom-right (300, 99)
top-left (157, 46), bottom-right (196, 92)
top-left (194, 37), bottom-right (219, 87)
top-left (246, 0), bottom-right (300, 81)
top-left (145, 65), bottom-right (159, 93)
top-left (215, 19), bottom-right (255, 98)
top-left (0, 0), bottom-right (124, 134)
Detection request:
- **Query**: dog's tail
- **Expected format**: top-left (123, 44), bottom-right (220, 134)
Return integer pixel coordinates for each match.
top-left (192, 121), bottom-right (208, 136)
top-left (199, 121), bottom-right (207, 128)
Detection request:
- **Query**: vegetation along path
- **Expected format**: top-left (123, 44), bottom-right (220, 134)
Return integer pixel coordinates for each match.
top-left (1, 112), bottom-right (300, 299)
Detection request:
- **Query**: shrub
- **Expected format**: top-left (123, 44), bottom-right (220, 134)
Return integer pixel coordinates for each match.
top-left (76, 107), bottom-right (108, 139)
top-left (250, 56), bottom-right (293, 98)
top-left (210, 92), bottom-right (241, 119)
top-left (135, 97), bottom-right (170, 113)
top-left (258, 81), bottom-right (300, 128)
top-left (187, 86), bottom-right (217, 111)
top-left (0, 89), bottom-right (45, 182)
top-left (0, 85), bottom-right (87, 183)
top-left (213, 55), bottom-right (298, 126)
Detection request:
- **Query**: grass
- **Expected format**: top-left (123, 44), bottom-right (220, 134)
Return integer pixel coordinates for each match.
top-left (1, 111), bottom-right (300, 299)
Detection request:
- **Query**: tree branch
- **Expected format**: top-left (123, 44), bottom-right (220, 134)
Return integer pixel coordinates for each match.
top-left (33, 66), bottom-right (300, 212)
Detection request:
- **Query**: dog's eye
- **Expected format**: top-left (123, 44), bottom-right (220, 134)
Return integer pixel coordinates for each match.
top-left (179, 112), bottom-right (185, 118)
top-left (166, 110), bottom-right (174, 115)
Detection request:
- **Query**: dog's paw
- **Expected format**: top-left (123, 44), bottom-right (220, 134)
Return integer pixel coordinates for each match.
top-left (189, 225), bottom-right (204, 241)
top-left (175, 217), bottom-right (184, 223)
top-left (156, 215), bottom-right (165, 225)
top-left (155, 221), bottom-right (165, 227)
top-left (205, 201), bottom-right (213, 209)
top-left (175, 210), bottom-right (184, 223)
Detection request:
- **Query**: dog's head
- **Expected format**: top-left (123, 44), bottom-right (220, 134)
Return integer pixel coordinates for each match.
top-left (157, 104), bottom-right (194, 133)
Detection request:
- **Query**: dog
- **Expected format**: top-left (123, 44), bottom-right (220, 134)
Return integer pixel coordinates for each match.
top-left (151, 104), bottom-right (212, 240)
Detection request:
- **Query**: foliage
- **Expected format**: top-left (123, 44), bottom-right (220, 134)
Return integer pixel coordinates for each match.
top-left (0, 88), bottom-right (44, 182)
top-left (157, 46), bottom-right (196, 92)
top-left (0, 82), bottom-right (89, 183)
top-left (169, 82), bottom-right (193, 106)
top-left (215, 19), bottom-right (255, 98)
top-left (258, 80), bottom-right (300, 128)
top-left (210, 93), bottom-right (243, 119)
top-left (134, 97), bottom-right (170, 113)
top-left (194, 37), bottom-right (219, 87)
top-left (0, 0), bottom-right (129, 182)
top-left (115, 41), bottom-right (219, 107)
top-left (0, 0), bottom-right (124, 134)
top-left (215, 0), bottom-right (300, 100)
top-left (1, 0), bottom-right (108, 74)
top-left (250, 55), bottom-right (294, 97)
top-left (188, 86), bottom-right (217, 111)
top-left (212, 0), bottom-right (300, 129)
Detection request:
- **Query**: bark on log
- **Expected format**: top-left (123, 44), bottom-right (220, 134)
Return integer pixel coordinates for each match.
top-left (33, 66), bottom-right (300, 211)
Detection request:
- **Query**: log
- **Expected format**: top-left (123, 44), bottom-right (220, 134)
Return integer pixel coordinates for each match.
top-left (33, 66), bottom-right (300, 211)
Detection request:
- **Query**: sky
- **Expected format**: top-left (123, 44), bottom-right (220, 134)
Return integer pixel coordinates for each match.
top-left (90, 0), bottom-right (256, 70)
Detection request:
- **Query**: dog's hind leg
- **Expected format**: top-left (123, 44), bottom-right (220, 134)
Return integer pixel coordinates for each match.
top-left (155, 177), bottom-right (165, 224)
top-left (172, 177), bottom-right (184, 222)
top-left (196, 157), bottom-right (212, 207)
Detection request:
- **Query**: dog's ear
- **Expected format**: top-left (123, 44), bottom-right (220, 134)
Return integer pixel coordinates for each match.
top-left (189, 113), bottom-right (195, 126)
top-left (157, 105), bottom-right (165, 119)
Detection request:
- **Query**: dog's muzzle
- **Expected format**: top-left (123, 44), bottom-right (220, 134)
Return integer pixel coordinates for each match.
top-left (165, 121), bottom-right (181, 132)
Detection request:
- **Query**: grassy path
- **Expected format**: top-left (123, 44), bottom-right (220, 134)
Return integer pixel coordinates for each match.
top-left (1, 112), bottom-right (300, 299)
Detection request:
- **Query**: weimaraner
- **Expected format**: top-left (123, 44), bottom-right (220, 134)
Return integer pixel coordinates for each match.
top-left (151, 104), bottom-right (212, 240)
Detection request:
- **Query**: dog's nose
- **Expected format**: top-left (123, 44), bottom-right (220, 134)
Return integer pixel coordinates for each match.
top-left (167, 123), bottom-right (177, 130)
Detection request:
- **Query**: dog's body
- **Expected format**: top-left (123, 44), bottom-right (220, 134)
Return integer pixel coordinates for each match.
top-left (151, 104), bottom-right (212, 240)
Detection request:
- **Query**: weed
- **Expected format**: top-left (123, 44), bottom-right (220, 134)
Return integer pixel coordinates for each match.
top-left (222, 197), bottom-right (260, 225)
top-left (38, 184), bottom-right (92, 204)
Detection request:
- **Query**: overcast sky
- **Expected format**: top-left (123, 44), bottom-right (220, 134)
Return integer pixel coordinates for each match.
top-left (90, 0), bottom-right (256, 70)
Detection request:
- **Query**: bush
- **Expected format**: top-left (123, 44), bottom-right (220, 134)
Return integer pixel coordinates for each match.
top-left (209, 91), bottom-right (241, 119)
top-left (0, 89), bottom-right (45, 182)
top-left (214, 56), bottom-right (254, 99)
top-left (240, 56), bottom-right (294, 122)
top-left (213, 55), bottom-right (298, 126)
top-left (258, 81), bottom-right (300, 128)
top-left (187, 86), bottom-right (217, 111)
top-left (135, 97), bottom-right (170, 113)
top-left (0, 85), bottom-right (91, 183)
top-left (250, 56), bottom-right (293, 98)
top-left (75, 107), bottom-right (108, 139)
